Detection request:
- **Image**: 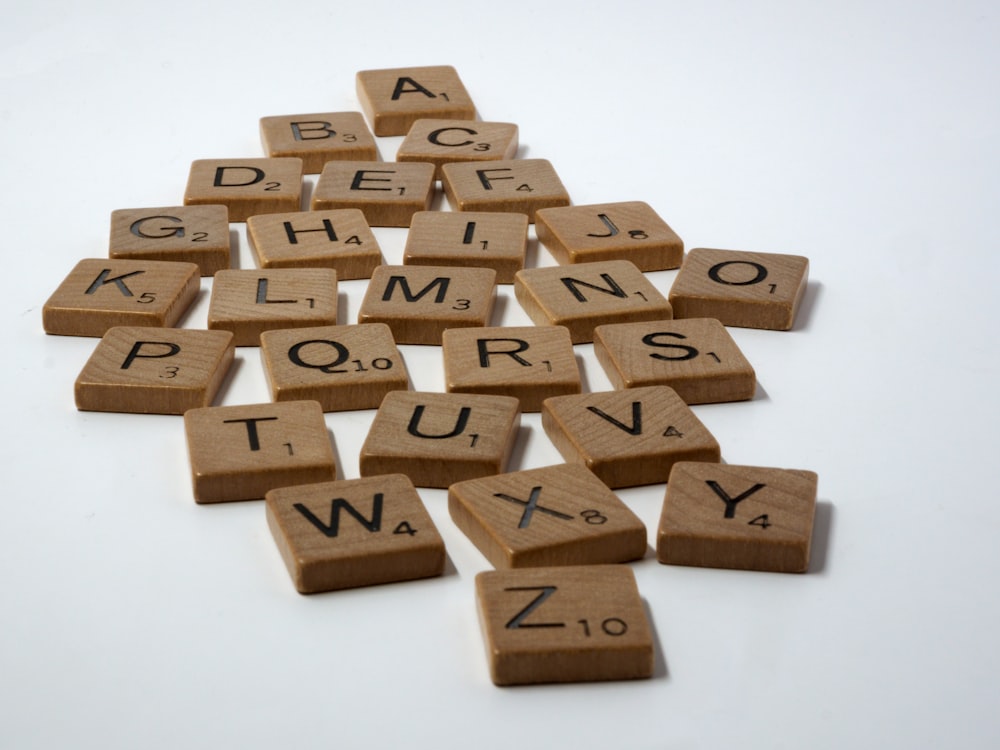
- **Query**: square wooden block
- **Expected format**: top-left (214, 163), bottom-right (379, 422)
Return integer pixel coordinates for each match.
top-left (75, 327), bottom-right (234, 414)
top-left (43, 258), bottom-right (200, 337)
top-left (541, 386), bottom-right (720, 489)
top-left (668, 247), bottom-right (809, 330)
top-left (109, 205), bottom-right (231, 276)
top-left (593, 317), bottom-right (756, 404)
top-left (356, 65), bottom-right (476, 136)
top-left (657, 462), bottom-right (818, 572)
top-left (184, 158), bottom-right (303, 222)
top-left (514, 260), bottom-right (673, 343)
top-left (359, 391), bottom-right (520, 488)
top-left (535, 201), bottom-right (683, 271)
top-left (357, 265), bottom-right (496, 345)
top-left (475, 565), bottom-right (654, 685)
top-left (441, 159), bottom-right (571, 222)
top-left (184, 400), bottom-right (337, 503)
top-left (259, 112), bottom-right (377, 173)
top-left (260, 323), bottom-right (409, 412)
top-left (311, 160), bottom-right (435, 227)
top-left (207, 268), bottom-right (338, 346)
top-left (403, 211), bottom-right (528, 284)
top-left (448, 463), bottom-right (647, 568)
top-left (442, 325), bottom-right (581, 412)
top-left (247, 208), bottom-right (382, 280)
top-left (397, 119), bottom-right (518, 179)
top-left (266, 474), bottom-right (445, 593)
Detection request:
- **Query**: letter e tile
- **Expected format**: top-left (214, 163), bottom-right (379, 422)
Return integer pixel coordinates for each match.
top-left (266, 474), bottom-right (445, 593)
top-left (184, 400), bottom-right (337, 503)
top-left (448, 463), bottom-right (647, 568)
top-left (657, 462), bottom-right (818, 572)
top-left (475, 565), bottom-right (654, 685)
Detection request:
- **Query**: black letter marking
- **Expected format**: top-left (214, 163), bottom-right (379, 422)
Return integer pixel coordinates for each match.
top-left (294, 493), bottom-right (383, 538)
top-left (290, 120), bottom-right (335, 141)
top-left (130, 215), bottom-right (183, 239)
top-left (381, 275), bottom-right (450, 303)
top-left (504, 586), bottom-right (565, 629)
top-left (223, 416), bottom-right (279, 451)
top-left (586, 401), bottom-right (643, 435)
top-left (287, 340), bottom-right (350, 373)
top-left (85, 269), bottom-right (144, 297)
top-left (707, 260), bottom-right (769, 286)
top-left (476, 168), bottom-right (513, 190)
top-left (560, 273), bottom-right (627, 303)
top-left (494, 486), bottom-right (573, 529)
top-left (213, 166), bottom-right (265, 187)
top-left (283, 219), bottom-right (338, 244)
top-left (256, 278), bottom-right (297, 305)
top-left (391, 76), bottom-right (436, 100)
top-left (586, 213), bottom-right (620, 238)
top-left (428, 126), bottom-right (476, 147)
top-left (476, 338), bottom-right (531, 368)
top-left (642, 331), bottom-right (699, 361)
top-left (120, 341), bottom-right (181, 370)
top-left (705, 480), bottom-right (767, 519)
top-left (407, 404), bottom-right (471, 439)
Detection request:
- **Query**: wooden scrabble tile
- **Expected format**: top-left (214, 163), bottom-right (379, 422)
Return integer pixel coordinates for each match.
top-left (259, 112), bottom-right (377, 173)
top-left (43, 258), bottom-right (199, 337)
top-left (260, 323), bottom-right (409, 412)
top-left (75, 327), bottom-right (234, 414)
top-left (357, 265), bottom-right (496, 345)
top-left (397, 119), bottom-right (518, 179)
top-left (359, 391), bottom-right (520, 488)
top-left (668, 247), bottom-right (810, 330)
top-left (514, 260), bottom-right (673, 343)
top-left (449, 464), bottom-right (647, 569)
top-left (311, 160), bottom-right (435, 227)
top-left (356, 65), bottom-right (476, 136)
top-left (535, 201), bottom-right (683, 271)
top-left (403, 211), bottom-right (528, 283)
top-left (541, 386), bottom-right (720, 488)
top-left (657, 462), bottom-right (818, 572)
top-left (183, 158), bottom-right (303, 222)
top-left (442, 325), bottom-right (581, 412)
top-left (207, 268), bottom-right (338, 346)
top-left (266, 474), bottom-right (445, 594)
top-left (592, 317), bottom-right (756, 404)
top-left (441, 159), bottom-right (571, 222)
top-left (109, 205), bottom-right (231, 276)
top-left (246, 209), bottom-right (382, 280)
top-left (184, 400), bottom-right (337, 503)
top-left (475, 565), bottom-right (654, 685)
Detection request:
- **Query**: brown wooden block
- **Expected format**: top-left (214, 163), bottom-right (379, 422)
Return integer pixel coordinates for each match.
top-left (593, 317), bottom-right (756, 404)
top-left (441, 159), bottom-right (571, 222)
top-left (259, 112), bottom-right (377, 173)
top-left (535, 201), bottom-right (683, 271)
top-left (514, 260), bottom-right (672, 343)
top-left (668, 247), bottom-right (809, 330)
top-left (43, 258), bottom-right (200, 337)
top-left (657, 462), bottom-right (818, 572)
top-left (109, 205), bottom-right (231, 276)
top-left (207, 268), bottom-right (337, 346)
top-left (260, 323), bottom-right (409, 412)
top-left (403, 210), bottom-right (528, 284)
top-left (448, 464), bottom-right (647, 568)
top-left (246, 209), bottom-right (382, 280)
top-left (475, 565), bottom-right (654, 685)
top-left (356, 65), bottom-right (476, 136)
top-left (183, 158), bottom-right (303, 222)
top-left (357, 265), bottom-right (496, 345)
top-left (359, 391), bottom-right (520, 488)
top-left (75, 327), bottom-right (234, 414)
top-left (442, 325), bottom-right (581, 412)
top-left (184, 400), bottom-right (337, 503)
top-left (541, 386), bottom-right (720, 488)
top-left (397, 119), bottom-right (518, 179)
top-left (311, 160), bottom-right (435, 227)
top-left (266, 474), bottom-right (445, 593)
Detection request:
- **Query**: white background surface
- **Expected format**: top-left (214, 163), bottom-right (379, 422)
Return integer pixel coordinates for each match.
top-left (4, 1), bottom-right (999, 747)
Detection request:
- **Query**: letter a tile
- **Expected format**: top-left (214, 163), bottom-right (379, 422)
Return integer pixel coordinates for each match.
top-left (541, 386), bottom-right (721, 488)
top-left (475, 565), bottom-right (654, 685)
top-left (668, 247), bottom-right (809, 330)
top-left (266, 474), bottom-right (445, 593)
top-left (359, 391), bottom-right (520, 488)
top-left (184, 400), bottom-right (337, 503)
top-left (75, 327), bottom-right (234, 414)
top-left (448, 464), bottom-right (647, 568)
top-left (356, 65), bottom-right (476, 136)
top-left (657, 462), bottom-right (818, 572)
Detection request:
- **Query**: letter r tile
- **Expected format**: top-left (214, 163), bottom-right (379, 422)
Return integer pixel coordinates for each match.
top-left (475, 565), bottom-right (655, 685)
top-left (657, 462), bottom-right (819, 572)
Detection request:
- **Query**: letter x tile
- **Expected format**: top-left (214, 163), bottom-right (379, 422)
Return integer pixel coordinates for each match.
top-left (448, 463), bottom-right (647, 568)
top-left (657, 462), bottom-right (818, 572)
top-left (541, 386), bottom-right (721, 488)
top-left (475, 565), bottom-right (654, 685)
top-left (266, 474), bottom-right (445, 593)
